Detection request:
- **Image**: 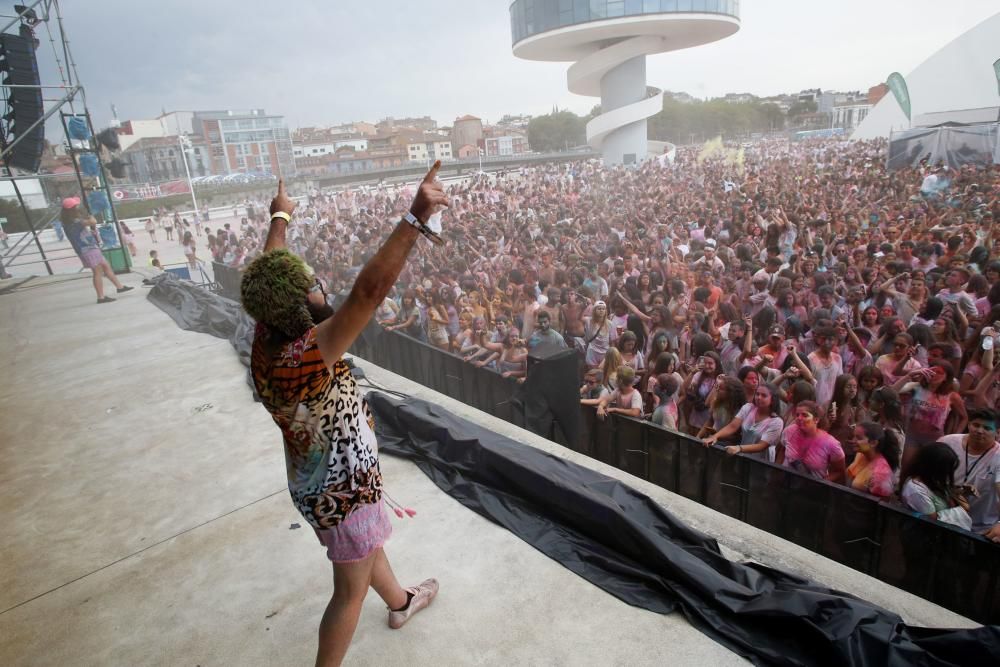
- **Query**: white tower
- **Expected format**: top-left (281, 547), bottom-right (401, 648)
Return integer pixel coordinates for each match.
top-left (511, 1), bottom-right (741, 165)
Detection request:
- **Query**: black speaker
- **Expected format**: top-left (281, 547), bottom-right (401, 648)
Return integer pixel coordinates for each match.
top-left (96, 127), bottom-right (120, 151)
top-left (0, 28), bottom-right (44, 172)
top-left (108, 156), bottom-right (129, 178)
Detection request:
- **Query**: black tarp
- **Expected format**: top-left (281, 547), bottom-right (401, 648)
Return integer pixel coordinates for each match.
top-left (369, 392), bottom-right (1000, 667)
top-left (146, 273), bottom-right (255, 366)
top-left (146, 273), bottom-right (257, 397)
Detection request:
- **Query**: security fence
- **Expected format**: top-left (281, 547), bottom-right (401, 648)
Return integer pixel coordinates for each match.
top-left (353, 326), bottom-right (1000, 624)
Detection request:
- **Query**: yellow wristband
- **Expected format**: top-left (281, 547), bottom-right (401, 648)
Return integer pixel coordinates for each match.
top-left (270, 212), bottom-right (291, 223)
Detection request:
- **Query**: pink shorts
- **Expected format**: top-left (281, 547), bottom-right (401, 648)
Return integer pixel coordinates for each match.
top-left (81, 247), bottom-right (104, 269)
top-left (313, 500), bottom-right (392, 563)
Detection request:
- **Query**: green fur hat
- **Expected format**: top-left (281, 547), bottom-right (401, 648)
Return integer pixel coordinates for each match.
top-left (240, 249), bottom-right (314, 340)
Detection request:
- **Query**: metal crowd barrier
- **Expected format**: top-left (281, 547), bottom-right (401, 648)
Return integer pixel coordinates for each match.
top-left (351, 327), bottom-right (524, 427)
top-left (212, 261), bottom-right (243, 301)
top-left (356, 328), bottom-right (1000, 624)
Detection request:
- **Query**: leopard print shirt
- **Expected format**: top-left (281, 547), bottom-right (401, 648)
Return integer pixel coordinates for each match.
top-left (251, 324), bottom-right (382, 529)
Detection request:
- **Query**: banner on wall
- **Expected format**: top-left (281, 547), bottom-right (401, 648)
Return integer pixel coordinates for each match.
top-left (111, 179), bottom-right (190, 201)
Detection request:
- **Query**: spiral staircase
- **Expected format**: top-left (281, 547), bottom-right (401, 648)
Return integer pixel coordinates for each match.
top-left (511, 1), bottom-right (741, 165)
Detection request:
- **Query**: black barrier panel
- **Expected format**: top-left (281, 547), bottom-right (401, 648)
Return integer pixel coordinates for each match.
top-left (416, 342), bottom-right (436, 386)
top-left (872, 503), bottom-right (1000, 624)
top-left (613, 416), bottom-right (648, 480)
top-left (577, 407), bottom-right (596, 456)
top-left (591, 413), bottom-right (615, 466)
top-left (459, 360), bottom-right (488, 415)
top-left (989, 557), bottom-right (1000, 624)
top-left (743, 460), bottom-right (787, 537)
top-left (703, 446), bottom-right (748, 521)
top-left (550, 421), bottom-right (567, 446)
top-left (372, 333), bottom-right (390, 367)
top-left (646, 426), bottom-right (680, 492)
top-left (385, 333), bottom-right (409, 380)
top-left (481, 369), bottom-right (514, 424)
top-left (388, 334), bottom-right (411, 379)
top-left (441, 353), bottom-right (465, 402)
top-left (491, 375), bottom-right (519, 424)
top-left (927, 522), bottom-right (998, 623)
top-left (780, 473), bottom-right (834, 555)
top-left (399, 335), bottom-right (420, 380)
top-left (820, 486), bottom-right (881, 575)
top-left (676, 436), bottom-right (708, 502)
top-left (479, 366), bottom-right (502, 420)
top-left (874, 504), bottom-right (936, 602)
top-left (359, 333), bottom-right (382, 366)
top-left (877, 501), bottom-right (1000, 624)
top-left (212, 262), bottom-right (242, 301)
top-left (360, 329), bottom-right (1000, 623)
top-left (474, 366), bottom-right (493, 418)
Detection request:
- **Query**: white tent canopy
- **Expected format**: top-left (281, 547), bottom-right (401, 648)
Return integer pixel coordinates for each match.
top-left (851, 12), bottom-right (1000, 140)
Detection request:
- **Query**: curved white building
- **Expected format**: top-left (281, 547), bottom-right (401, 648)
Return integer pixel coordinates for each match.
top-left (852, 12), bottom-right (1000, 140)
top-left (511, 0), bottom-right (740, 165)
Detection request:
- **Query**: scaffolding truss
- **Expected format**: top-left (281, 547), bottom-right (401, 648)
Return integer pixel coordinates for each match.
top-left (0, 0), bottom-right (130, 278)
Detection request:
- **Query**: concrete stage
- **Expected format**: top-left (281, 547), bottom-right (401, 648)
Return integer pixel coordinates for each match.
top-left (0, 272), bottom-right (977, 666)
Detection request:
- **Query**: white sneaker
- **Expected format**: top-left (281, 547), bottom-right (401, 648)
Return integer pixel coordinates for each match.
top-left (387, 578), bottom-right (439, 629)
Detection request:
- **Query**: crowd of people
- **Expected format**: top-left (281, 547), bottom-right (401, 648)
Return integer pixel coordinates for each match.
top-left (228, 137), bottom-right (1000, 542)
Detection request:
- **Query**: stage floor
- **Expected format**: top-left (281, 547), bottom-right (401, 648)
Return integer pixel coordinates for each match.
top-left (0, 273), bottom-right (976, 666)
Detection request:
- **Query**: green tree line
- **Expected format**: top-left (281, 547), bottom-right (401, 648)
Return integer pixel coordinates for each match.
top-left (527, 97), bottom-right (790, 151)
top-left (648, 98), bottom-right (786, 143)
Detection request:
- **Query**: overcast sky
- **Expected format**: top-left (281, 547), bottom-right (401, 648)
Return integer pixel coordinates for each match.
top-left (14, 1), bottom-right (1000, 130)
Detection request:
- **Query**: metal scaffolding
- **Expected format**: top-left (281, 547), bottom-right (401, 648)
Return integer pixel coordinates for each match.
top-left (0, 0), bottom-right (131, 278)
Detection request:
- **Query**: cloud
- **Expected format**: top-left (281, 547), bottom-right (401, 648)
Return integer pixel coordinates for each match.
top-left (22, 1), bottom-right (1000, 131)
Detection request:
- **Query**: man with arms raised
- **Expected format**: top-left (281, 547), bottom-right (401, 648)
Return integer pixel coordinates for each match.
top-left (242, 164), bottom-right (448, 667)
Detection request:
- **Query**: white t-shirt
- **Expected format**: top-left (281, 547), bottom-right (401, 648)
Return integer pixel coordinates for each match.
top-left (937, 434), bottom-right (1000, 533)
top-left (808, 351), bottom-right (843, 409)
top-left (734, 403), bottom-right (784, 462)
top-left (608, 388), bottom-right (643, 412)
top-left (936, 289), bottom-right (978, 318)
top-left (901, 479), bottom-right (973, 530)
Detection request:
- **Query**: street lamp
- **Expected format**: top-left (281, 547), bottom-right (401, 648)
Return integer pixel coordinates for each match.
top-left (178, 134), bottom-right (199, 214)
top-left (478, 146), bottom-right (484, 174)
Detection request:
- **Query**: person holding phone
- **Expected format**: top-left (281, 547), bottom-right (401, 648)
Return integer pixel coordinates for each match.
top-left (242, 167), bottom-right (447, 666)
top-left (894, 362), bottom-right (967, 448)
top-left (682, 352), bottom-right (721, 436)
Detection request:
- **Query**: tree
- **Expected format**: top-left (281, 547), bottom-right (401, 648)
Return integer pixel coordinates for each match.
top-left (759, 103), bottom-right (785, 132)
top-left (527, 110), bottom-right (587, 152)
top-left (648, 96), bottom-right (789, 143)
top-left (787, 99), bottom-right (818, 117)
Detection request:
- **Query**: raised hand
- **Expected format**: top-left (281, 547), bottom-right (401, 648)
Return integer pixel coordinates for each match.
top-left (410, 160), bottom-right (449, 224)
top-left (270, 179), bottom-right (296, 218)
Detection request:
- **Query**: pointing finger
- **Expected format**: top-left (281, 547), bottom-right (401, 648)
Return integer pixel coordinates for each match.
top-left (422, 160), bottom-right (441, 184)
top-left (277, 179), bottom-right (286, 197)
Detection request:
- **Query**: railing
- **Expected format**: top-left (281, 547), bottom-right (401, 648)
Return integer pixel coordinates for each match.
top-left (511, 0), bottom-right (741, 45)
top-left (350, 325), bottom-right (526, 426)
top-left (351, 326), bottom-right (1000, 624)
